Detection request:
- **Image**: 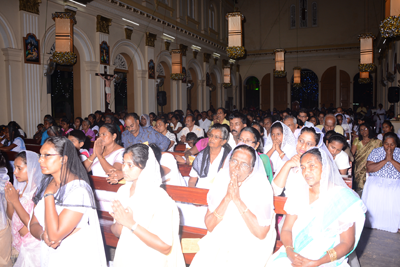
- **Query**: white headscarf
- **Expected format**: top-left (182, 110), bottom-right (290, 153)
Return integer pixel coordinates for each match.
top-left (264, 121), bottom-right (297, 159)
top-left (140, 114), bottom-right (151, 128)
top-left (0, 167), bottom-right (9, 231)
top-left (13, 151), bottom-right (42, 201)
top-left (207, 144), bottom-right (273, 226)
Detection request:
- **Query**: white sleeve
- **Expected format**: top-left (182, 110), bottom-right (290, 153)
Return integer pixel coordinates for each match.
top-left (189, 167), bottom-right (199, 178)
top-left (335, 151), bottom-right (350, 170)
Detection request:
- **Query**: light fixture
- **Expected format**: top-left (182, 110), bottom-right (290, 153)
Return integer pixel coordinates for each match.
top-left (191, 45), bottom-right (201, 51)
top-left (223, 66), bottom-right (231, 87)
top-left (52, 12), bottom-right (77, 65)
top-left (226, 11), bottom-right (245, 59)
top-left (170, 49), bottom-right (184, 80)
top-left (69, 0), bottom-right (86, 7)
top-left (163, 33), bottom-right (175, 39)
top-left (380, 0), bottom-right (400, 38)
top-left (293, 67), bottom-right (301, 87)
top-left (122, 18), bottom-right (139, 26)
top-left (359, 71), bottom-right (370, 84)
top-left (358, 33), bottom-right (375, 72)
top-left (274, 49), bottom-right (286, 77)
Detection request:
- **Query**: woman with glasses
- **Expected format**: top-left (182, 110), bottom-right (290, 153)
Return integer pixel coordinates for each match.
top-left (351, 123), bottom-right (381, 193)
top-left (264, 122), bottom-right (297, 174)
top-left (238, 127), bottom-right (273, 183)
top-left (190, 145), bottom-right (276, 267)
top-left (29, 137), bottom-right (106, 266)
top-left (188, 124), bottom-right (231, 189)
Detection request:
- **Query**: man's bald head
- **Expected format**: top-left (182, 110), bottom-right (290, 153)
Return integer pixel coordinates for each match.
top-left (323, 114), bottom-right (337, 132)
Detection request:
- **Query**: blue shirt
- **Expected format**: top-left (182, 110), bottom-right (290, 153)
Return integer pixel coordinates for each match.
top-left (40, 130), bottom-right (49, 145)
top-left (121, 126), bottom-right (171, 151)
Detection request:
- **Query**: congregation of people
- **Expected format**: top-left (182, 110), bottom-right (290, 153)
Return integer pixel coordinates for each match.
top-left (0, 102), bottom-right (399, 267)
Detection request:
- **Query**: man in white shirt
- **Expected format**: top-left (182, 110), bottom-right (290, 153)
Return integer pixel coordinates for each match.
top-left (283, 115), bottom-right (301, 138)
top-left (198, 111), bottom-right (211, 133)
top-left (177, 114), bottom-right (204, 142)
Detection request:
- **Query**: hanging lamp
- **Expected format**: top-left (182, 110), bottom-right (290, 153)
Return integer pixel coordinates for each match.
top-left (293, 67), bottom-right (301, 87)
top-left (274, 49), bottom-right (286, 77)
top-left (52, 12), bottom-right (77, 65)
top-left (223, 65), bottom-right (231, 87)
top-left (380, 0), bottom-right (400, 38)
top-left (358, 71), bottom-right (370, 84)
top-left (358, 33), bottom-right (375, 72)
top-left (170, 49), bottom-right (184, 80)
top-left (226, 10), bottom-right (245, 59)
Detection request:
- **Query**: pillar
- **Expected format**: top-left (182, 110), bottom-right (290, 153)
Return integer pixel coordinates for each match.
top-left (83, 61), bottom-right (100, 115)
top-left (136, 70), bottom-right (147, 115)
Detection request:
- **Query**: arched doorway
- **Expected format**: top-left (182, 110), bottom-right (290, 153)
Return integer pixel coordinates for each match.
top-left (291, 69), bottom-right (319, 109)
top-left (51, 46), bottom-right (81, 121)
top-left (353, 73), bottom-right (373, 109)
top-left (321, 66), bottom-right (336, 109)
top-left (244, 76), bottom-right (260, 109)
top-left (113, 53), bottom-right (134, 113)
top-left (188, 68), bottom-right (198, 110)
top-left (261, 73), bottom-right (271, 111)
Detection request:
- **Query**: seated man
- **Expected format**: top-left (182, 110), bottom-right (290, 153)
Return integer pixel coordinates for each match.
top-left (316, 113), bottom-right (344, 135)
top-left (122, 113), bottom-right (170, 151)
top-left (283, 115), bottom-right (301, 137)
top-left (177, 114), bottom-right (204, 142)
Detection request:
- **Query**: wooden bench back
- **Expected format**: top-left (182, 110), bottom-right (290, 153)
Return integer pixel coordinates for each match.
top-left (24, 138), bottom-right (37, 145)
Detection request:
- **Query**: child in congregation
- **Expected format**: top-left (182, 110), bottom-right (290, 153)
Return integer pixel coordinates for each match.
top-left (67, 130), bottom-right (91, 162)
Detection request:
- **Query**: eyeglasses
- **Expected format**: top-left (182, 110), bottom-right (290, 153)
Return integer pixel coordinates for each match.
top-left (207, 133), bottom-right (224, 140)
top-left (229, 158), bottom-right (251, 171)
top-left (38, 154), bottom-right (60, 159)
top-left (238, 138), bottom-right (256, 145)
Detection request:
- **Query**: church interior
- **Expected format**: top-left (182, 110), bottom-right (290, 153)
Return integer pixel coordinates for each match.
top-left (1, 0), bottom-right (400, 267)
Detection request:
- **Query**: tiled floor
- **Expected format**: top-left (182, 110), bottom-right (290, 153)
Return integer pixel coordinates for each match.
top-left (356, 228), bottom-right (400, 267)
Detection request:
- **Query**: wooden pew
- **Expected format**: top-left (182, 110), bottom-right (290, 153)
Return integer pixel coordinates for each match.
top-left (90, 175), bottom-right (287, 264)
top-left (25, 144), bottom-right (41, 153)
top-left (174, 143), bottom-right (186, 152)
top-left (24, 138), bottom-right (38, 145)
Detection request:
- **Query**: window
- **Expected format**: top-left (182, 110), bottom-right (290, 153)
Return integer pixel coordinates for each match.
top-left (312, 2), bottom-right (317, 27)
top-left (290, 5), bottom-right (296, 28)
top-left (187, 0), bottom-right (195, 19)
top-left (209, 3), bottom-right (215, 30)
top-left (299, 0), bottom-right (307, 28)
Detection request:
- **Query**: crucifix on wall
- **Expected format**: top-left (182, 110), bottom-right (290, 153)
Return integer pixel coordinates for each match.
top-left (96, 66), bottom-right (116, 110)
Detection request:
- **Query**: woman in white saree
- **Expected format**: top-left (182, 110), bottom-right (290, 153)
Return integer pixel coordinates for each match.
top-left (29, 137), bottom-right (107, 267)
top-left (267, 148), bottom-right (366, 267)
top-left (190, 145), bottom-right (276, 267)
top-left (110, 143), bottom-right (185, 267)
top-left (264, 121), bottom-right (297, 173)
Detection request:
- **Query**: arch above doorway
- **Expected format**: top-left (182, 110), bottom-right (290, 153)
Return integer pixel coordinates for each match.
top-left (0, 12), bottom-right (17, 48)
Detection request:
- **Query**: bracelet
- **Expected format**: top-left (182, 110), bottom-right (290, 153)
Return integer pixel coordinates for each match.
top-left (285, 246), bottom-right (295, 251)
top-left (213, 211), bottom-right (224, 220)
top-left (327, 249), bottom-right (337, 262)
top-left (279, 152), bottom-right (285, 157)
top-left (87, 158), bottom-right (93, 163)
top-left (43, 193), bottom-right (54, 198)
top-left (130, 222), bottom-right (139, 233)
top-left (240, 208), bottom-right (249, 215)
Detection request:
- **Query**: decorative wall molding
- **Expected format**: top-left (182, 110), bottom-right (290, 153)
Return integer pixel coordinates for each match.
top-left (113, 54), bottom-right (128, 70)
top-left (146, 32), bottom-right (157, 47)
top-left (179, 44), bottom-right (188, 56)
top-left (125, 26), bottom-right (133, 40)
top-left (19, 0), bottom-right (40, 15)
top-left (96, 15), bottom-right (112, 34)
top-left (203, 53), bottom-right (211, 63)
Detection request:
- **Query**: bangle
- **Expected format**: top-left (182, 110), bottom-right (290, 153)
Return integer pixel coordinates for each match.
top-left (87, 158), bottom-right (93, 163)
top-left (240, 208), bottom-right (249, 215)
top-left (285, 246), bottom-right (295, 251)
top-left (130, 222), bottom-right (139, 233)
top-left (213, 211), bottom-right (224, 220)
top-left (44, 193), bottom-right (54, 198)
top-left (279, 152), bottom-right (285, 157)
top-left (327, 249), bottom-right (337, 262)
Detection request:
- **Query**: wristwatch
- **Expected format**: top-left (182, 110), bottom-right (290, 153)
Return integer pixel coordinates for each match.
top-left (130, 222), bottom-right (139, 233)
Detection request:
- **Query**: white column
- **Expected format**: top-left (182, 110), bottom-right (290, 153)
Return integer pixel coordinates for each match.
top-left (2, 48), bottom-right (24, 126)
top-left (336, 66), bottom-right (340, 107)
top-left (171, 80), bottom-right (179, 111)
top-left (83, 61), bottom-right (100, 115)
top-left (145, 46), bottom-right (155, 114)
top-left (136, 70), bottom-right (147, 115)
top-left (20, 11), bottom-right (40, 137)
top-left (198, 80), bottom-right (204, 110)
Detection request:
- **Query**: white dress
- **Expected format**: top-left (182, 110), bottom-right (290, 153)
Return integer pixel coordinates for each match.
top-left (34, 180), bottom-right (106, 267)
top-left (160, 153), bottom-right (185, 186)
top-left (91, 148), bottom-right (124, 212)
top-left (113, 183), bottom-right (185, 267)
